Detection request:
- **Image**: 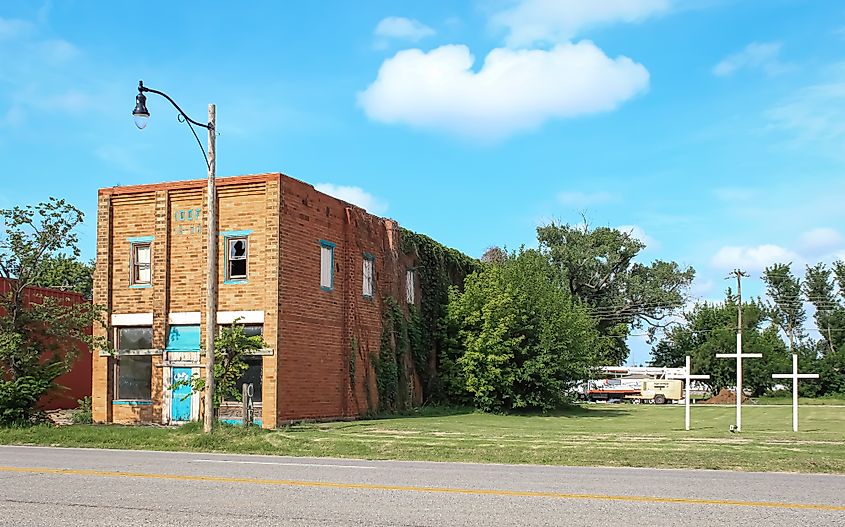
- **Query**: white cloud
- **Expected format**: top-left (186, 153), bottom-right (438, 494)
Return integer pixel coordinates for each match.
top-left (358, 42), bottom-right (649, 140)
top-left (799, 227), bottom-right (845, 255)
top-left (374, 17), bottom-right (435, 43)
top-left (713, 42), bottom-right (792, 77)
top-left (314, 183), bottom-right (388, 215)
top-left (557, 190), bottom-right (618, 207)
top-left (491, 0), bottom-right (671, 47)
top-left (711, 244), bottom-right (801, 272)
top-left (618, 224), bottom-right (660, 250)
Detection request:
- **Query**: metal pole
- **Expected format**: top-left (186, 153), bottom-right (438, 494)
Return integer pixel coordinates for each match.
top-left (203, 104), bottom-right (217, 434)
top-left (685, 356), bottom-right (691, 431)
top-left (735, 270), bottom-right (743, 432)
top-left (792, 353), bottom-right (798, 433)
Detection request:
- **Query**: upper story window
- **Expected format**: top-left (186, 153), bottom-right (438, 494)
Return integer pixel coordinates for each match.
top-left (406, 269), bottom-right (416, 304)
top-left (363, 254), bottom-right (375, 298)
top-left (227, 237), bottom-right (248, 281)
top-left (320, 240), bottom-right (335, 291)
top-left (130, 241), bottom-right (152, 286)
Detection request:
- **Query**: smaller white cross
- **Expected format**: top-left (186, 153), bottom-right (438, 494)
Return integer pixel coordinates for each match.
top-left (669, 356), bottom-right (710, 431)
top-left (716, 350), bottom-right (762, 432)
top-left (772, 354), bottom-right (819, 432)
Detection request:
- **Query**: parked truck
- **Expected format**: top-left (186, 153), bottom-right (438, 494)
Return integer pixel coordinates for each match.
top-left (625, 379), bottom-right (683, 404)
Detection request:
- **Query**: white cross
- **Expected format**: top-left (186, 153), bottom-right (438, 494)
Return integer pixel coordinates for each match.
top-left (716, 334), bottom-right (762, 432)
top-left (772, 353), bottom-right (820, 432)
top-left (669, 356), bottom-right (711, 431)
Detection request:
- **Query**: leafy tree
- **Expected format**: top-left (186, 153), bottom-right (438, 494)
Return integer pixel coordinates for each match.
top-left (480, 246), bottom-right (508, 265)
top-left (443, 249), bottom-right (598, 412)
top-left (32, 255), bottom-right (95, 298)
top-left (763, 263), bottom-right (806, 352)
top-left (650, 291), bottom-right (789, 396)
top-left (803, 262), bottom-right (845, 395)
top-left (172, 321), bottom-right (265, 414)
top-left (0, 198), bottom-right (104, 424)
top-left (536, 221), bottom-right (695, 364)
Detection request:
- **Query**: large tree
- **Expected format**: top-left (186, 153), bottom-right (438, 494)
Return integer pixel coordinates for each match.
top-left (763, 263), bottom-right (806, 353)
top-left (803, 262), bottom-right (845, 395)
top-left (32, 255), bottom-right (95, 298)
top-left (0, 198), bottom-right (104, 424)
top-left (443, 249), bottom-right (599, 412)
top-left (651, 291), bottom-right (790, 396)
top-left (536, 222), bottom-right (695, 364)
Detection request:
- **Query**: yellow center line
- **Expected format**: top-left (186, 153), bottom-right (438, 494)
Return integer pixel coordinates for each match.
top-left (1, 466), bottom-right (843, 512)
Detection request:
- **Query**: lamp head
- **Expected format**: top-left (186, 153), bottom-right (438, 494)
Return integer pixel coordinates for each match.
top-left (132, 81), bottom-right (150, 129)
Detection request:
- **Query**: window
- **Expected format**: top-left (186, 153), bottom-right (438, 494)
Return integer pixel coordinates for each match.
top-left (320, 240), bottom-right (335, 291)
top-left (116, 355), bottom-right (152, 400)
top-left (363, 254), bottom-right (374, 298)
top-left (166, 325), bottom-right (201, 351)
top-left (226, 237), bottom-right (248, 281)
top-left (224, 325), bottom-right (263, 403)
top-left (116, 327), bottom-right (153, 351)
top-left (406, 269), bottom-right (416, 304)
top-left (131, 242), bottom-right (151, 285)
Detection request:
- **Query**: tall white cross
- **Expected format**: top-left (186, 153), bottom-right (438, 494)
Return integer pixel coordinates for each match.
top-left (716, 333), bottom-right (762, 432)
top-left (772, 353), bottom-right (819, 432)
top-left (669, 356), bottom-right (711, 431)
top-left (669, 356), bottom-right (711, 430)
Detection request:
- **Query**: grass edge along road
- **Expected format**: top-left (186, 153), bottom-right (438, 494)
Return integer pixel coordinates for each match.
top-left (1, 404), bottom-right (844, 474)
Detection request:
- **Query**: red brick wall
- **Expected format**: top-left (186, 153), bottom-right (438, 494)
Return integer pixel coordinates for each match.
top-left (0, 278), bottom-right (92, 410)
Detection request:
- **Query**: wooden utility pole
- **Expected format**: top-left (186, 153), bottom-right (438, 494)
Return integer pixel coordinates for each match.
top-left (203, 104), bottom-right (217, 434)
top-left (717, 269), bottom-right (759, 432)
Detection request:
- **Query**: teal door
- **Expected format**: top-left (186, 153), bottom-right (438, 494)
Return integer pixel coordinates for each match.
top-left (171, 368), bottom-right (192, 421)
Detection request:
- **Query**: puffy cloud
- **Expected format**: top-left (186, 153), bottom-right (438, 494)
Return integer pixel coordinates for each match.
top-left (618, 224), bottom-right (660, 250)
top-left (491, 0), bottom-right (671, 47)
top-left (557, 191), bottom-right (618, 207)
top-left (314, 183), bottom-right (389, 215)
top-left (799, 227), bottom-right (845, 255)
top-left (358, 42), bottom-right (649, 141)
top-left (374, 17), bottom-right (435, 43)
top-left (713, 42), bottom-right (792, 77)
top-left (711, 244), bottom-right (800, 272)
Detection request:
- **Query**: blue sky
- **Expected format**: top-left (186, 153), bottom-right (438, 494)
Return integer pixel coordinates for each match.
top-left (2, 1), bottom-right (845, 363)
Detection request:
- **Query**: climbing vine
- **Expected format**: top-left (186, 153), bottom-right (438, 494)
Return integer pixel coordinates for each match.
top-left (400, 228), bottom-right (479, 402)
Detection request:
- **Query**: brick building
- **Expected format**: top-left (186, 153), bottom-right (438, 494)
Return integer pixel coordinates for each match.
top-left (0, 278), bottom-right (91, 410)
top-left (92, 173), bottom-right (424, 428)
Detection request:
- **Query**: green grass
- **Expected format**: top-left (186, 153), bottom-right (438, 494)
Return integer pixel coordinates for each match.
top-left (756, 395), bottom-right (845, 406)
top-left (2, 404), bottom-right (844, 474)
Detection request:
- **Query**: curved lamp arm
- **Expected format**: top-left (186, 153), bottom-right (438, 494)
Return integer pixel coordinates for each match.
top-left (135, 80), bottom-right (213, 169)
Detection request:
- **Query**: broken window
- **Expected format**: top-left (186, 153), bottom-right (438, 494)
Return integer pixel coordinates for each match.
top-left (224, 324), bottom-right (263, 403)
top-left (117, 326), bottom-right (153, 351)
top-left (227, 237), bottom-right (248, 281)
top-left (131, 242), bottom-right (151, 285)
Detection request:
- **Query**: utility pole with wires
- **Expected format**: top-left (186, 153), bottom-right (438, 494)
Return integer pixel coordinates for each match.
top-left (716, 269), bottom-right (761, 432)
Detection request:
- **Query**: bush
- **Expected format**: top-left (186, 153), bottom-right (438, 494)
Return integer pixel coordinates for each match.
top-left (443, 249), bottom-right (599, 412)
top-left (72, 396), bottom-right (93, 424)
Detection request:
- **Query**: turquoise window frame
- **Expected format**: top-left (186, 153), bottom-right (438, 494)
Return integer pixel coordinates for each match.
top-left (363, 252), bottom-right (375, 300)
top-left (128, 236), bottom-right (154, 289)
top-left (320, 240), bottom-right (335, 292)
top-left (222, 230), bottom-right (252, 285)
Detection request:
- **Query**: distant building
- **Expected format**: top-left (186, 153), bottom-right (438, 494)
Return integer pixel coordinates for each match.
top-left (0, 278), bottom-right (92, 410)
top-left (92, 173), bottom-right (424, 428)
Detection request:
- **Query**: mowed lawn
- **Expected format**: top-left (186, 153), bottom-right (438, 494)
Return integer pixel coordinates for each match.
top-left (1, 404), bottom-right (844, 473)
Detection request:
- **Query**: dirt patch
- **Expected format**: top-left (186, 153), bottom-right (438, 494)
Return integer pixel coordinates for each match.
top-left (702, 388), bottom-right (751, 405)
top-left (45, 409), bottom-right (77, 426)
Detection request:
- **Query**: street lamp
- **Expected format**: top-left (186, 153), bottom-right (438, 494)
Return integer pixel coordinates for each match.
top-left (132, 80), bottom-right (218, 434)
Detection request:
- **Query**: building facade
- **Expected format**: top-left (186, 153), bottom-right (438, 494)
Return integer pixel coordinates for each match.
top-left (92, 173), bottom-right (420, 428)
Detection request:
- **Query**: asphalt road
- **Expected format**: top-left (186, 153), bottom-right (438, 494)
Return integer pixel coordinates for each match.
top-left (0, 446), bottom-right (843, 526)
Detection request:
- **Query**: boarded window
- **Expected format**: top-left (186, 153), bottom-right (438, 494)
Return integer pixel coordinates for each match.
top-left (406, 269), bottom-right (415, 304)
top-left (226, 237), bottom-right (248, 280)
top-left (116, 355), bottom-right (152, 400)
top-left (320, 241), bottom-right (334, 290)
top-left (131, 243), bottom-right (151, 285)
top-left (117, 326), bottom-right (153, 350)
top-left (363, 255), bottom-right (374, 298)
